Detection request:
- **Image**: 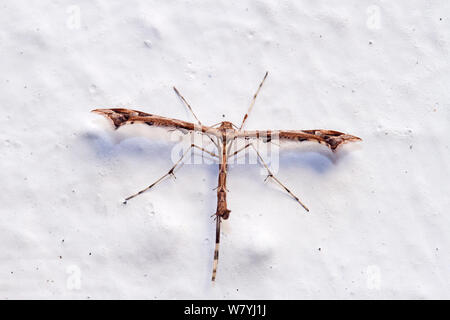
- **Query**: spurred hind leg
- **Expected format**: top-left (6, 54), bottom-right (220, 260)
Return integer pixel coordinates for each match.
top-left (228, 142), bottom-right (309, 212)
top-left (124, 144), bottom-right (217, 203)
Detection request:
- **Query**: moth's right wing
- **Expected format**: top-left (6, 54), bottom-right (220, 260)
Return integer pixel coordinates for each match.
top-left (236, 129), bottom-right (361, 151)
top-left (278, 130), bottom-right (361, 151)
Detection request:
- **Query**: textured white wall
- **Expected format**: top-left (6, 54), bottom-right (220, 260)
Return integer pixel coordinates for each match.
top-left (1, 0), bottom-right (449, 299)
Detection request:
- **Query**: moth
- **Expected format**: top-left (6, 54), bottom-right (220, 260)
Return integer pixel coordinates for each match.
top-left (92, 72), bottom-right (361, 281)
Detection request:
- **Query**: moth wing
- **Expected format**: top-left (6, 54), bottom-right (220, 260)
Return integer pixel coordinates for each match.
top-left (92, 108), bottom-right (200, 134)
top-left (279, 130), bottom-right (361, 151)
top-left (236, 129), bottom-right (361, 151)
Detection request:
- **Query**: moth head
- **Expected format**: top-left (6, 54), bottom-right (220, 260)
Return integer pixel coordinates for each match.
top-left (219, 121), bottom-right (234, 130)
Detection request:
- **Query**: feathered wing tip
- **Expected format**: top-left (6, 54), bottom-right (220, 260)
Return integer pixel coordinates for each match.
top-left (91, 108), bottom-right (152, 129)
top-left (304, 130), bottom-right (362, 151)
top-left (279, 129), bottom-right (362, 151)
top-left (310, 130), bottom-right (362, 151)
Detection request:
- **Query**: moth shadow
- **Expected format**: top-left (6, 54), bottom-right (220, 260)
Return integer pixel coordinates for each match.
top-left (82, 130), bottom-right (173, 160)
top-left (279, 144), bottom-right (352, 174)
top-left (230, 143), bottom-right (351, 175)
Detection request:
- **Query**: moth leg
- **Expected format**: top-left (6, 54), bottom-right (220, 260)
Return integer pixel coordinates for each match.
top-left (173, 86), bottom-right (203, 126)
top-left (191, 144), bottom-right (219, 159)
top-left (211, 215), bottom-right (221, 281)
top-left (123, 144), bottom-right (217, 203)
top-left (238, 71), bottom-right (269, 131)
top-left (248, 143), bottom-right (310, 212)
top-left (226, 139), bottom-right (235, 156)
top-left (227, 142), bottom-right (251, 160)
top-left (228, 140), bottom-right (280, 160)
top-left (203, 132), bottom-right (220, 150)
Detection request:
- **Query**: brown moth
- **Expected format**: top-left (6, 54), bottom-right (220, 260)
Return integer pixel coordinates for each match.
top-left (92, 72), bottom-right (361, 281)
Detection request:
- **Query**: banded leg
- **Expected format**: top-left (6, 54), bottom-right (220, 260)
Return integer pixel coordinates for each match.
top-left (204, 132), bottom-right (220, 150)
top-left (172, 87), bottom-right (219, 149)
top-left (191, 144), bottom-right (219, 159)
top-left (229, 142), bottom-right (309, 212)
top-left (173, 86), bottom-right (202, 126)
top-left (252, 144), bottom-right (309, 212)
top-left (124, 144), bottom-right (218, 203)
top-left (211, 216), bottom-right (221, 281)
top-left (228, 141), bottom-right (251, 159)
top-left (238, 71), bottom-right (269, 131)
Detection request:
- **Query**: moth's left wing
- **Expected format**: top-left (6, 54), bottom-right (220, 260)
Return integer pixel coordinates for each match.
top-left (92, 108), bottom-right (216, 135)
